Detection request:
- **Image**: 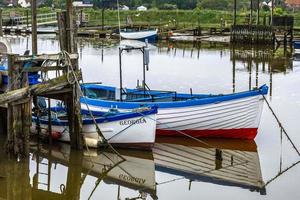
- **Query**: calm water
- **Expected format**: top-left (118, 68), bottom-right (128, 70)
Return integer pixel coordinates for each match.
top-left (0, 34), bottom-right (300, 199)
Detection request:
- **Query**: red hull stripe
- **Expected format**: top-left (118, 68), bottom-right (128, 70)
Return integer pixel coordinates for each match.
top-left (156, 128), bottom-right (258, 140)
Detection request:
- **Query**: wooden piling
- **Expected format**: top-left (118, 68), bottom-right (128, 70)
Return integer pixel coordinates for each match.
top-left (57, 0), bottom-right (83, 150)
top-left (6, 54), bottom-right (31, 158)
top-left (31, 0), bottom-right (37, 54)
top-left (0, 9), bottom-right (3, 37)
top-left (233, 0), bottom-right (237, 26)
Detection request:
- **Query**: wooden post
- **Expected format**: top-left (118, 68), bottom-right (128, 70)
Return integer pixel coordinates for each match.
top-left (233, 0), bottom-right (237, 25)
top-left (57, 12), bottom-right (68, 51)
top-left (102, 4), bottom-right (105, 30)
top-left (271, 0), bottom-right (274, 26)
top-left (63, 0), bottom-right (83, 149)
top-left (6, 54), bottom-right (31, 158)
top-left (32, 0), bottom-right (37, 54)
top-left (250, 0), bottom-right (253, 25)
top-left (47, 98), bottom-right (52, 144)
top-left (232, 46), bottom-right (236, 93)
top-left (26, 9), bottom-right (29, 29)
top-left (257, 0), bottom-right (260, 25)
top-left (0, 9), bottom-right (3, 37)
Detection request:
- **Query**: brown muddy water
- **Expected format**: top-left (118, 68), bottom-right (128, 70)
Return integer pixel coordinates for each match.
top-left (0, 35), bottom-right (300, 199)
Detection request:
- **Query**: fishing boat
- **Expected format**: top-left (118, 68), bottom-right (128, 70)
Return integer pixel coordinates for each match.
top-left (80, 84), bottom-right (268, 139)
top-left (120, 29), bottom-right (158, 41)
top-left (31, 106), bottom-right (157, 149)
top-left (153, 136), bottom-right (266, 194)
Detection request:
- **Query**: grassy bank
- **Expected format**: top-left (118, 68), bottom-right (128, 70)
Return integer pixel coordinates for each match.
top-left (1, 7), bottom-right (300, 29)
top-left (84, 9), bottom-right (300, 29)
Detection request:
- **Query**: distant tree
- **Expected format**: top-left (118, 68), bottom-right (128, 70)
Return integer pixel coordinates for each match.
top-left (158, 3), bottom-right (177, 10)
top-left (200, 0), bottom-right (228, 10)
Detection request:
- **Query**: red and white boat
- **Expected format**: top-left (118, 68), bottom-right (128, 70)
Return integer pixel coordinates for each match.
top-left (80, 84), bottom-right (268, 140)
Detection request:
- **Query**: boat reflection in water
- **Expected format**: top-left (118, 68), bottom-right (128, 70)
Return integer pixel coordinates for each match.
top-left (29, 143), bottom-right (157, 200)
top-left (0, 136), bottom-right (266, 199)
top-left (154, 137), bottom-right (266, 195)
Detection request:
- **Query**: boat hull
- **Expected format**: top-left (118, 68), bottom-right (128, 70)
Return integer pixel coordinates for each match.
top-left (81, 85), bottom-right (267, 140)
top-left (293, 41), bottom-right (300, 49)
top-left (120, 29), bottom-right (158, 40)
top-left (31, 111), bottom-right (157, 149)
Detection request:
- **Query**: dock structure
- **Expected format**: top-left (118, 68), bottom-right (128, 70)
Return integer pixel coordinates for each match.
top-left (0, 53), bottom-right (83, 157)
top-left (0, 0), bottom-right (83, 158)
top-left (231, 0), bottom-right (294, 46)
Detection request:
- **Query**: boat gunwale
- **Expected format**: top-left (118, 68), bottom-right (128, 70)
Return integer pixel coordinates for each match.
top-left (81, 84), bottom-right (269, 109)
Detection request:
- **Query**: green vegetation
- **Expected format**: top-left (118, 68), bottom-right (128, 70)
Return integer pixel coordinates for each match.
top-left (0, 0), bottom-right (299, 28)
top-left (84, 8), bottom-right (300, 29)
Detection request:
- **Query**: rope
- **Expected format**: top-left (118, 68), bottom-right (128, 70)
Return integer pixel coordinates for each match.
top-left (59, 51), bottom-right (125, 161)
top-left (123, 110), bottom-right (249, 162)
top-left (264, 159), bottom-right (300, 187)
top-left (262, 94), bottom-right (300, 156)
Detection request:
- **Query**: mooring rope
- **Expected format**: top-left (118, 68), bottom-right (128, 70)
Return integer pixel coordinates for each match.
top-left (132, 110), bottom-right (248, 162)
top-left (60, 51), bottom-right (126, 161)
top-left (262, 94), bottom-right (300, 156)
top-left (263, 159), bottom-right (300, 187)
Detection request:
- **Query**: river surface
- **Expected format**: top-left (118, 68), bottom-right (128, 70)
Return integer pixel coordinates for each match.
top-left (0, 34), bottom-right (300, 200)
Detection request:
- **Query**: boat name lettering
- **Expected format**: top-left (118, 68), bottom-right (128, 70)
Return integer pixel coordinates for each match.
top-left (120, 118), bottom-right (146, 126)
top-left (119, 174), bottom-right (146, 184)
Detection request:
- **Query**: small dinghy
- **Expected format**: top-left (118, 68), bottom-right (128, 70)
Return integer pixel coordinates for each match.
top-left (120, 29), bottom-right (158, 41)
top-left (31, 106), bottom-right (157, 149)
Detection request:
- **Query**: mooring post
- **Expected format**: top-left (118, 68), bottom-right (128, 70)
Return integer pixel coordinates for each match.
top-left (32, 0), bottom-right (37, 54)
top-left (233, 0), bottom-right (237, 26)
top-left (66, 0), bottom-right (83, 149)
top-left (26, 9), bottom-right (29, 29)
top-left (6, 54), bottom-right (31, 158)
top-left (271, 0), bottom-right (274, 26)
top-left (250, 0), bottom-right (253, 25)
top-left (48, 98), bottom-right (52, 145)
top-left (256, 0), bottom-right (260, 25)
top-left (0, 9), bottom-right (3, 37)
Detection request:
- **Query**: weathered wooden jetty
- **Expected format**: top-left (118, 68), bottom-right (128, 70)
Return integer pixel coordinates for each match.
top-left (231, 0), bottom-right (294, 46)
top-left (0, 1), bottom-right (83, 158)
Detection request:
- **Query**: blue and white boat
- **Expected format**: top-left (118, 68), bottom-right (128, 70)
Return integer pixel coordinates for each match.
top-left (293, 41), bottom-right (300, 50)
top-left (31, 106), bottom-right (157, 149)
top-left (293, 41), bottom-right (300, 60)
top-left (120, 29), bottom-right (158, 41)
top-left (80, 84), bottom-right (268, 140)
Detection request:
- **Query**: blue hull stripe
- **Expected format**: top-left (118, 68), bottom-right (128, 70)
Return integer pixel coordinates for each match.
top-left (81, 85), bottom-right (268, 109)
top-left (33, 107), bottom-right (157, 126)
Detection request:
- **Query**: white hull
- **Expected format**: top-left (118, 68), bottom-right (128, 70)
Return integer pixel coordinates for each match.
top-left (120, 29), bottom-right (158, 40)
top-left (81, 95), bottom-right (264, 139)
top-left (31, 113), bottom-right (157, 147)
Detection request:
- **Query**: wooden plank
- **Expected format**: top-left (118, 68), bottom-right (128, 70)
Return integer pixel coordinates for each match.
top-left (23, 66), bottom-right (68, 72)
top-left (0, 71), bottom-right (82, 105)
top-left (15, 53), bottom-right (78, 62)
